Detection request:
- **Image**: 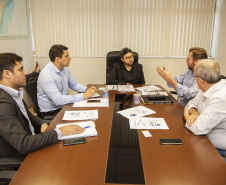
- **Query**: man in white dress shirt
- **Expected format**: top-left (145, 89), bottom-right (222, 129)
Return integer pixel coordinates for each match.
top-left (184, 59), bottom-right (226, 157)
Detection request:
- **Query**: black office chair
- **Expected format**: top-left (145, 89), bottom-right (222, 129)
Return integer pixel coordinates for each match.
top-left (106, 51), bottom-right (139, 84)
top-left (0, 157), bottom-right (25, 184)
top-left (23, 72), bottom-right (53, 122)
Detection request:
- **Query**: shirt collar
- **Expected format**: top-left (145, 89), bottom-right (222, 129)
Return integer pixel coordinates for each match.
top-left (49, 62), bottom-right (65, 74)
top-left (0, 84), bottom-right (23, 99)
top-left (202, 80), bottom-right (222, 98)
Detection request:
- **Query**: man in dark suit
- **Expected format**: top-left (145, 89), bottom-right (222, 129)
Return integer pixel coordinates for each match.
top-left (0, 53), bottom-right (85, 158)
top-left (108, 47), bottom-right (145, 85)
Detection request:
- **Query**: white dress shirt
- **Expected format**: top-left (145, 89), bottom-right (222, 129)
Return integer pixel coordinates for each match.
top-left (186, 79), bottom-right (226, 150)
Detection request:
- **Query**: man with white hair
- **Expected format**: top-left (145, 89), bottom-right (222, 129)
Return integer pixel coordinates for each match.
top-left (184, 59), bottom-right (226, 157)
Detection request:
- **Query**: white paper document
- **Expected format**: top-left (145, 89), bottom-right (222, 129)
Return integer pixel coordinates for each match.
top-left (117, 105), bottom-right (156, 119)
top-left (106, 85), bottom-right (118, 90)
top-left (118, 85), bottom-right (135, 92)
top-left (99, 87), bottom-right (106, 90)
top-left (56, 121), bottom-right (98, 140)
top-left (73, 98), bottom-right (109, 107)
top-left (62, 110), bottom-right (98, 120)
top-left (135, 85), bottom-right (162, 92)
top-left (129, 117), bottom-right (169, 129)
top-left (142, 130), bottom-right (152, 137)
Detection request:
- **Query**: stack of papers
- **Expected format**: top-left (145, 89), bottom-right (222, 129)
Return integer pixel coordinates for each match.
top-left (118, 85), bottom-right (135, 92)
top-left (62, 110), bottom-right (98, 120)
top-left (135, 85), bottom-right (161, 92)
top-left (106, 85), bottom-right (118, 90)
top-left (56, 121), bottom-right (98, 140)
top-left (73, 98), bottom-right (109, 107)
top-left (117, 105), bottom-right (156, 119)
top-left (106, 85), bottom-right (135, 92)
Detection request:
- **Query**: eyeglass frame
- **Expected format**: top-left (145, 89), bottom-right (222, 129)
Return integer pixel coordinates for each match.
top-left (193, 75), bottom-right (205, 81)
top-left (123, 54), bottom-right (134, 60)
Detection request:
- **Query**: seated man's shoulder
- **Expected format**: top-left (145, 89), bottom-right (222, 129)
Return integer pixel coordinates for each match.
top-left (133, 62), bottom-right (143, 68)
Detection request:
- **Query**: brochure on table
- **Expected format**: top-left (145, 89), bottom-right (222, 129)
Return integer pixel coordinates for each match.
top-left (62, 110), bottom-right (98, 120)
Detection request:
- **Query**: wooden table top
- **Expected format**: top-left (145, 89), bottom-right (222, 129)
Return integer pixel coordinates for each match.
top-left (10, 85), bottom-right (226, 185)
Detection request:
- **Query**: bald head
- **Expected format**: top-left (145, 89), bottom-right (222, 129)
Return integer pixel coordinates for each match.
top-left (195, 59), bottom-right (221, 84)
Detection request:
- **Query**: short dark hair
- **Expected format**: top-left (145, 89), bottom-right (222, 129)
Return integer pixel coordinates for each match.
top-left (49, 44), bottom-right (68, 62)
top-left (189, 47), bottom-right (208, 61)
top-left (0, 53), bottom-right (23, 80)
top-left (120, 47), bottom-right (132, 58)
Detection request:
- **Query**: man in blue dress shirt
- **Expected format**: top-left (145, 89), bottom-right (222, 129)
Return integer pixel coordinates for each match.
top-left (37, 45), bottom-right (97, 117)
top-left (156, 47), bottom-right (207, 107)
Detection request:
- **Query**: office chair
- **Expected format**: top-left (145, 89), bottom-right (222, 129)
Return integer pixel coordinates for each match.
top-left (23, 72), bottom-right (53, 122)
top-left (106, 51), bottom-right (139, 84)
top-left (0, 157), bottom-right (25, 184)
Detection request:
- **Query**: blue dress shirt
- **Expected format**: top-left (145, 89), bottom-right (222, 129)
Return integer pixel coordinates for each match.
top-left (167, 69), bottom-right (200, 107)
top-left (37, 62), bottom-right (87, 112)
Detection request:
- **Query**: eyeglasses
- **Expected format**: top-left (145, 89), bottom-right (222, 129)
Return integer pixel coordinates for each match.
top-left (193, 75), bottom-right (205, 81)
top-left (124, 55), bottom-right (134, 60)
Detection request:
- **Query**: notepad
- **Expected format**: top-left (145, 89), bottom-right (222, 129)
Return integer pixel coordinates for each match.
top-left (56, 121), bottom-right (98, 140)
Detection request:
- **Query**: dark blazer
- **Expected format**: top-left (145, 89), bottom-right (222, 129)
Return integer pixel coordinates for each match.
top-left (108, 62), bottom-right (145, 85)
top-left (0, 88), bottom-right (58, 158)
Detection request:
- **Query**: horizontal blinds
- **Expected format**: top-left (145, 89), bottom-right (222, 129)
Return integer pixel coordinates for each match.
top-left (30, 0), bottom-right (215, 57)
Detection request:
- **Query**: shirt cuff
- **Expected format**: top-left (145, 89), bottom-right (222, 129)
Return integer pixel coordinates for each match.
top-left (76, 93), bottom-right (85, 101)
top-left (54, 128), bottom-right (62, 140)
top-left (187, 104), bottom-right (196, 110)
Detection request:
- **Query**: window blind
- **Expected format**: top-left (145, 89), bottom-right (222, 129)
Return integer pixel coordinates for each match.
top-left (30, 0), bottom-right (215, 57)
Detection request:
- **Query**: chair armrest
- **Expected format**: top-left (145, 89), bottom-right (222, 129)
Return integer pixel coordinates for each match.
top-left (0, 157), bottom-right (25, 168)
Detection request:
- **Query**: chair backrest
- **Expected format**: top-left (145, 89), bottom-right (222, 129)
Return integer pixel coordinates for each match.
top-left (23, 72), bottom-right (41, 117)
top-left (106, 51), bottom-right (139, 84)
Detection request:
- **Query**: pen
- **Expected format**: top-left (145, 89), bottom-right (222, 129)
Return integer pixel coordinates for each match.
top-left (84, 126), bottom-right (91, 129)
top-left (130, 114), bottom-right (137, 117)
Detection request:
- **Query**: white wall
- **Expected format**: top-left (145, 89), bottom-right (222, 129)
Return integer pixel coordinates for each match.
top-left (0, 38), bottom-right (33, 73)
top-left (211, 0), bottom-right (226, 76)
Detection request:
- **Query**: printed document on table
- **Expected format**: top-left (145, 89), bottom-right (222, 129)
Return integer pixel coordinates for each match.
top-left (135, 85), bottom-right (162, 92)
top-left (129, 117), bottom-right (169, 129)
top-left (106, 85), bottom-right (118, 90)
top-left (73, 98), bottom-right (109, 107)
top-left (56, 121), bottom-right (98, 140)
top-left (117, 105), bottom-right (156, 119)
top-left (62, 110), bottom-right (98, 120)
top-left (118, 85), bottom-right (135, 92)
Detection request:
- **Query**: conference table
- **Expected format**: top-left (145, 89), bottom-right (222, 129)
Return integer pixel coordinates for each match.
top-left (10, 85), bottom-right (226, 185)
